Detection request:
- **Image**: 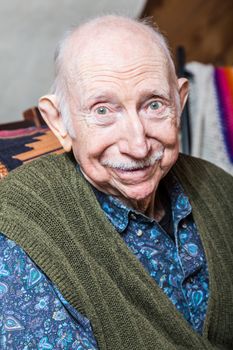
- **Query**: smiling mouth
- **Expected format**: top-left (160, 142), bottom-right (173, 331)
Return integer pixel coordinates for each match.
top-left (115, 165), bottom-right (151, 172)
top-left (111, 164), bottom-right (158, 180)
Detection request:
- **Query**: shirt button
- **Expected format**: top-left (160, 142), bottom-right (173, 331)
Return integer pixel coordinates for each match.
top-left (136, 229), bottom-right (143, 237)
top-left (182, 222), bottom-right (187, 229)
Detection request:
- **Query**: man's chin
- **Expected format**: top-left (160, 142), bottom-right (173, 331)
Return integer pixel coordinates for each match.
top-left (80, 165), bottom-right (159, 203)
top-left (115, 181), bottom-right (157, 204)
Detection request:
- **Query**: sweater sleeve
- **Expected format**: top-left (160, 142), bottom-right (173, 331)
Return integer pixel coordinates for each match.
top-left (0, 232), bottom-right (98, 350)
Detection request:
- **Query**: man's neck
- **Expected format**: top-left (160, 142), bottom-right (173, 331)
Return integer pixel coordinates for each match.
top-left (121, 188), bottom-right (166, 221)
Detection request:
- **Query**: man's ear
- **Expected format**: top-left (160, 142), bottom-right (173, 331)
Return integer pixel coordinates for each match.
top-left (38, 95), bottom-right (72, 152)
top-left (177, 77), bottom-right (189, 112)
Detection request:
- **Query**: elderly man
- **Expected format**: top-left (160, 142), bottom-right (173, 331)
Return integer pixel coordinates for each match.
top-left (0, 15), bottom-right (233, 350)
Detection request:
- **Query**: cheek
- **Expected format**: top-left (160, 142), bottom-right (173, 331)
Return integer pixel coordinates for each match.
top-left (160, 142), bottom-right (179, 171)
top-left (146, 117), bottom-right (178, 142)
top-left (71, 124), bottom-right (113, 159)
top-left (70, 127), bottom-right (116, 183)
top-left (71, 126), bottom-right (121, 187)
top-left (149, 121), bottom-right (179, 169)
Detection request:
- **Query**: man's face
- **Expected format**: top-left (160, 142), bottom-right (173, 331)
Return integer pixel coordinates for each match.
top-left (66, 31), bottom-right (181, 205)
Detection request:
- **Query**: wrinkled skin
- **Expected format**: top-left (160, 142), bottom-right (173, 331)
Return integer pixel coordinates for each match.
top-left (39, 21), bottom-right (188, 218)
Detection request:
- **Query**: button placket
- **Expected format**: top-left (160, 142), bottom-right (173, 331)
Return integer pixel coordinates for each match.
top-left (136, 229), bottom-right (143, 237)
top-left (130, 213), bottom-right (136, 220)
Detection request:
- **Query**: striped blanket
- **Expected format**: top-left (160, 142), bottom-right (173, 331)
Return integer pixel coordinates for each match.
top-left (215, 67), bottom-right (233, 163)
top-left (186, 62), bottom-right (233, 175)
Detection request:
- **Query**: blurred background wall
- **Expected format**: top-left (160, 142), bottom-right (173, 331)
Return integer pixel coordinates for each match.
top-left (141, 0), bottom-right (233, 65)
top-left (0, 0), bottom-right (145, 123)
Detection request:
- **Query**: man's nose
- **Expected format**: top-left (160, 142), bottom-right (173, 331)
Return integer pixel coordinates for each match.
top-left (118, 112), bottom-right (150, 159)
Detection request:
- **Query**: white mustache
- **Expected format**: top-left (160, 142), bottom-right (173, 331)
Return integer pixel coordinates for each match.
top-left (101, 149), bottom-right (164, 171)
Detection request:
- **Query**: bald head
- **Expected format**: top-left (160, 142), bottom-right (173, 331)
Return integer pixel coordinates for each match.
top-left (55, 15), bottom-right (173, 65)
top-left (54, 15), bottom-right (175, 76)
top-left (50, 16), bottom-right (180, 131)
top-left (39, 15), bottom-right (189, 205)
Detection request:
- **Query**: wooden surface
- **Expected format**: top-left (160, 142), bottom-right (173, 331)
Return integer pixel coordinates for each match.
top-left (140, 0), bottom-right (233, 65)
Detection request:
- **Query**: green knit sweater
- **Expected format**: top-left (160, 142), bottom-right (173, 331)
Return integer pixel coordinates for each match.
top-left (0, 153), bottom-right (233, 349)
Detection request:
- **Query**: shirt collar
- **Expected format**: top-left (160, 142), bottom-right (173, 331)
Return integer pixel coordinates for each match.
top-left (76, 164), bottom-right (136, 233)
top-left (92, 187), bottom-right (131, 233)
top-left (163, 172), bottom-right (192, 227)
top-left (76, 164), bottom-right (192, 232)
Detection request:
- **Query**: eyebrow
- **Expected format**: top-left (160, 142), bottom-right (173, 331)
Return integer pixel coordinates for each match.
top-left (85, 91), bottom-right (117, 104)
top-left (140, 89), bottom-right (171, 100)
top-left (134, 90), bottom-right (171, 108)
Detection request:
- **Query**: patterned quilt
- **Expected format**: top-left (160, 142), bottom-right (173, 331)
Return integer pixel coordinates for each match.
top-left (0, 127), bottom-right (64, 179)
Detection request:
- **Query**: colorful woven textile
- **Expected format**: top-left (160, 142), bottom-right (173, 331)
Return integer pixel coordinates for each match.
top-left (214, 67), bottom-right (233, 163)
top-left (186, 62), bottom-right (233, 175)
top-left (0, 127), bottom-right (63, 179)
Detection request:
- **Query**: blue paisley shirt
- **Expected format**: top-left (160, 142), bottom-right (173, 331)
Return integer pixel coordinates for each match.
top-left (0, 173), bottom-right (209, 349)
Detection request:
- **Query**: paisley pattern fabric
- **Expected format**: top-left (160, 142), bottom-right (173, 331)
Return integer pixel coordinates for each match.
top-left (93, 172), bottom-right (209, 333)
top-left (0, 172), bottom-right (209, 349)
top-left (0, 234), bottom-right (98, 349)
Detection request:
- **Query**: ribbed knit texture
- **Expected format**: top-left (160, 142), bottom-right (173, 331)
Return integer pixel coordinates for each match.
top-left (0, 153), bottom-right (233, 349)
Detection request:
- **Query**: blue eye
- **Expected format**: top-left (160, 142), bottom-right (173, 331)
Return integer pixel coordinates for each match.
top-left (96, 106), bottom-right (108, 115)
top-left (149, 101), bottom-right (163, 110)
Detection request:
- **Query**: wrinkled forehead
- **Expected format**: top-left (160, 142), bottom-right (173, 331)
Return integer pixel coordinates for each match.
top-left (62, 26), bottom-right (171, 92)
